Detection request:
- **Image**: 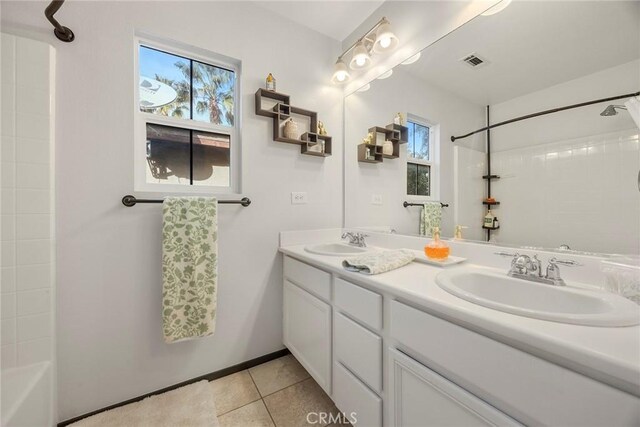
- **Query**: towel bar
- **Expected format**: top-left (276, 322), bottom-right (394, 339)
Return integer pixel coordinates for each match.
top-left (122, 195), bottom-right (251, 207)
top-left (403, 201), bottom-right (448, 208)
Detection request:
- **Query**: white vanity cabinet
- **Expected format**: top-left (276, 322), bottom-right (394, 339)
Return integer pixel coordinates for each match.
top-left (388, 348), bottom-right (520, 427)
top-left (282, 254), bottom-right (640, 427)
top-left (283, 258), bottom-right (332, 394)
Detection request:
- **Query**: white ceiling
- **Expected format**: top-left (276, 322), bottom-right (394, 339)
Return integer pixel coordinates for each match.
top-left (402, 1), bottom-right (640, 105)
top-left (255, 1), bottom-right (385, 41)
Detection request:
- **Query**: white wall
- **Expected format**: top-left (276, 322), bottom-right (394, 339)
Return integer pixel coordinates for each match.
top-left (1, 1), bottom-right (343, 421)
top-left (454, 60), bottom-right (640, 253)
top-left (1, 32), bottom-right (56, 423)
top-left (344, 67), bottom-right (485, 236)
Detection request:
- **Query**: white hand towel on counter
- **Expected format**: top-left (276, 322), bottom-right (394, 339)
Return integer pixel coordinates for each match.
top-left (343, 249), bottom-right (416, 275)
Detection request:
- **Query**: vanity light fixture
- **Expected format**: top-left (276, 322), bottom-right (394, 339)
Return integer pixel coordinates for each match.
top-left (357, 83), bottom-right (371, 93)
top-left (377, 69), bottom-right (393, 80)
top-left (401, 52), bottom-right (421, 65)
top-left (332, 16), bottom-right (399, 84)
top-left (331, 58), bottom-right (351, 84)
top-left (372, 18), bottom-right (399, 53)
top-left (350, 40), bottom-right (372, 70)
top-left (481, 0), bottom-right (512, 16)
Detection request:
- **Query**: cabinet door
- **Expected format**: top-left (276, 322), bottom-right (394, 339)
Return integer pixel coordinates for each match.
top-left (283, 280), bottom-right (332, 393)
top-left (388, 348), bottom-right (520, 427)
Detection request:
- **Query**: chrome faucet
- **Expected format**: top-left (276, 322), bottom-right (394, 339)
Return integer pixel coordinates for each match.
top-left (342, 232), bottom-right (368, 248)
top-left (495, 252), bottom-right (581, 286)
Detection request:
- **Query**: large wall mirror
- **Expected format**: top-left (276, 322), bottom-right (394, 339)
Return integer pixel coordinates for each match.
top-left (345, 0), bottom-right (640, 256)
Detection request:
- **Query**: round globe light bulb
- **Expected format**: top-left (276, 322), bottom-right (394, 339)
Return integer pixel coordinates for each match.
top-left (379, 36), bottom-right (391, 49)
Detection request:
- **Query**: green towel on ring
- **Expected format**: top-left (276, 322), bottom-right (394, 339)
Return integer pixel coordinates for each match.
top-left (419, 202), bottom-right (442, 237)
top-left (162, 197), bottom-right (217, 343)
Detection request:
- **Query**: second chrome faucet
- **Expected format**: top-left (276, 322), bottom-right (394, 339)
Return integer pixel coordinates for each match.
top-left (495, 252), bottom-right (582, 286)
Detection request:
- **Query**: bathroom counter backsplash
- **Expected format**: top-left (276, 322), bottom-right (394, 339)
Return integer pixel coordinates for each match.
top-left (278, 229), bottom-right (640, 397)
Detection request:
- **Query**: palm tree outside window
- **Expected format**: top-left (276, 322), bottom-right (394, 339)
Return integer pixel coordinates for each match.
top-left (137, 44), bottom-right (238, 190)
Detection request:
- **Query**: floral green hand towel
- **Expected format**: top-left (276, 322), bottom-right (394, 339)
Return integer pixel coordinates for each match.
top-left (162, 197), bottom-right (217, 343)
top-left (419, 202), bottom-right (442, 236)
top-left (343, 249), bottom-right (415, 275)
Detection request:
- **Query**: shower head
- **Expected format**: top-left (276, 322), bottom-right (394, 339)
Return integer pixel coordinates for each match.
top-left (600, 105), bottom-right (627, 116)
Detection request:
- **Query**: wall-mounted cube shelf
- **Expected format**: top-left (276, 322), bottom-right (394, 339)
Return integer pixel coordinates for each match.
top-left (255, 89), bottom-right (331, 157)
top-left (357, 123), bottom-right (408, 163)
top-left (358, 143), bottom-right (383, 163)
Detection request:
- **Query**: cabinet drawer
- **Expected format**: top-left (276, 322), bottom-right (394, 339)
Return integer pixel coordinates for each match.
top-left (333, 362), bottom-right (382, 427)
top-left (334, 312), bottom-right (382, 393)
top-left (390, 300), bottom-right (640, 426)
top-left (334, 277), bottom-right (383, 331)
top-left (284, 256), bottom-right (331, 301)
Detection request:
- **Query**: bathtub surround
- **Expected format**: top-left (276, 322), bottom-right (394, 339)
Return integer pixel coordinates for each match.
top-left (162, 197), bottom-right (218, 343)
top-left (0, 33), bottom-right (56, 425)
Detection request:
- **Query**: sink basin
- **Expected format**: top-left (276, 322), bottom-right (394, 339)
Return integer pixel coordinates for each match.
top-left (436, 267), bottom-right (640, 327)
top-left (304, 243), bottom-right (369, 257)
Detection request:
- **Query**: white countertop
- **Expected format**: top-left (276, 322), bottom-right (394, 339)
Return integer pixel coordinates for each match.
top-left (280, 244), bottom-right (640, 397)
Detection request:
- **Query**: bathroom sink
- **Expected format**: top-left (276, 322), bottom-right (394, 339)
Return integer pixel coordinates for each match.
top-left (436, 267), bottom-right (640, 327)
top-left (304, 243), bottom-right (369, 256)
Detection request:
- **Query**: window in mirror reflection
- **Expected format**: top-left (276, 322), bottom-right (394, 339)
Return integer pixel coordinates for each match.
top-left (407, 163), bottom-right (430, 196)
top-left (407, 121), bottom-right (430, 160)
top-left (406, 117), bottom-right (436, 197)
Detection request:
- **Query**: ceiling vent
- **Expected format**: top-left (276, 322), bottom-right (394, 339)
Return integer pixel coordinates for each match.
top-left (460, 53), bottom-right (490, 69)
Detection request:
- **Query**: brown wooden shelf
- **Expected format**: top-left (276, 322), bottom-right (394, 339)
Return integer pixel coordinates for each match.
top-left (256, 88), bottom-right (330, 158)
top-left (359, 123), bottom-right (405, 163)
top-left (386, 123), bottom-right (409, 144)
top-left (358, 143), bottom-right (383, 163)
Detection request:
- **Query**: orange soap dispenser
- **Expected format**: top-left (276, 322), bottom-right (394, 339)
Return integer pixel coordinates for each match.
top-left (424, 227), bottom-right (450, 261)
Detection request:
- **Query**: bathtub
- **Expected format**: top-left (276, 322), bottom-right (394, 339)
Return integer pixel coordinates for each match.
top-left (1, 362), bottom-right (52, 427)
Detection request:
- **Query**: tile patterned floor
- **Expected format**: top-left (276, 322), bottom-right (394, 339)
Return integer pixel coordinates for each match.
top-left (211, 354), bottom-right (347, 427)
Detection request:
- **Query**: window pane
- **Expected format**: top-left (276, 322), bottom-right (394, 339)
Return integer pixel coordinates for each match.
top-left (192, 130), bottom-right (231, 187)
top-left (407, 122), bottom-right (415, 158)
top-left (413, 123), bottom-right (430, 160)
top-left (192, 61), bottom-right (235, 126)
top-left (139, 46), bottom-right (191, 118)
top-left (417, 164), bottom-right (431, 196)
top-left (145, 124), bottom-right (191, 185)
top-left (407, 163), bottom-right (417, 195)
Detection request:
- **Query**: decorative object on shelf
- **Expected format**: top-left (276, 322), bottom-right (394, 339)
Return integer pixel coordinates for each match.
top-left (331, 16), bottom-right (399, 84)
top-left (318, 121), bottom-right (328, 136)
top-left (283, 118), bottom-right (298, 139)
top-left (255, 88), bottom-right (332, 158)
top-left (358, 123), bottom-right (408, 163)
top-left (383, 140), bottom-right (394, 156)
top-left (266, 73), bottom-right (276, 91)
top-left (453, 225), bottom-right (468, 240)
top-left (393, 112), bottom-right (405, 125)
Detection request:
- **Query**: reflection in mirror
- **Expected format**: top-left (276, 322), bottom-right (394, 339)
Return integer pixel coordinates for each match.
top-left (345, 1), bottom-right (640, 256)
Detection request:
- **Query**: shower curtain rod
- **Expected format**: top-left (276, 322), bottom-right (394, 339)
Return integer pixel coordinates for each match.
top-left (121, 195), bottom-right (251, 207)
top-left (450, 91), bottom-right (640, 142)
top-left (45, 0), bottom-right (74, 42)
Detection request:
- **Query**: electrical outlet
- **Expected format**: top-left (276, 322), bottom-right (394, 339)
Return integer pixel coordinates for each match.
top-left (291, 192), bottom-right (308, 204)
top-left (371, 194), bottom-right (383, 205)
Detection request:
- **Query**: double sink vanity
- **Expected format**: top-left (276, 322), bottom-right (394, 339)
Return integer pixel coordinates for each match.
top-left (279, 229), bottom-right (640, 426)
